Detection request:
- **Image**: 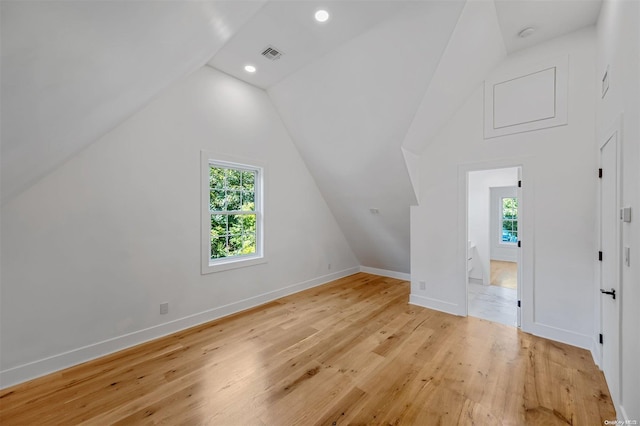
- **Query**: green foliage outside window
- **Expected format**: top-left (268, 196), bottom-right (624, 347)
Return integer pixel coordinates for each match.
top-left (209, 166), bottom-right (258, 259)
top-left (501, 197), bottom-right (518, 242)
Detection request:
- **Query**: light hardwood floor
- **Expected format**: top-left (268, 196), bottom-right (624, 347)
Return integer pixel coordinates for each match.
top-left (0, 273), bottom-right (614, 425)
top-left (490, 260), bottom-right (518, 289)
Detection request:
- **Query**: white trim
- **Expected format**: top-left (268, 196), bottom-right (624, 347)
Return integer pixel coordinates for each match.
top-left (205, 255), bottom-right (268, 273)
top-left (409, 294), bottom-right (461, 316)
top-left (484, 55), bottom-right (568, 139)
top-left (0, 267), bottom-right (360, 389)
top-left (591, 336), bottom-right (602, 369)
top-left (359, 266), bottom-right (410, 281)
top-left (526, 321), bottom-right (594, 350)
top-left (619, 406), bottom-right (630, 422)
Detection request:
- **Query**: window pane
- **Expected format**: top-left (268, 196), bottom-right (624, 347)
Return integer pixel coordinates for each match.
top-left (226, 190), bottom-right (241, 211)
top-left (242, 171), bottom-right (255, 191)
top-left (241, 191), bottom-right (255, 211)
top-left (226, 233), bottom-right (256, 256)
top-left (211, 215), bottom-right (227, 238)
top-left (502, 197), bottom-right (518, 219)
top-left (500, 197), bottom-right (518, 243)
top-left (502, 221), bottom-right (517, 242)
top-left (241, 233), bottom-right (256, 255)
top-left (210, 190), bottom-right (225, 211)
top-left (227, 169), bottom-right (241, 189)
top-left (211, 236), bottom-right (228, 259)
top-left (228, 214), bottom-right (243, 235)
top-left (210, 167), bottom-right (225, 189)
top-left (242, 213), bottom-right (256, 233)
top-left (228, 234), bottom-right (244, 255)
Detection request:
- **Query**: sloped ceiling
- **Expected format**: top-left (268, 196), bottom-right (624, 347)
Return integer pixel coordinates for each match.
top-left (268, 1), bottom-right (466, 273)
top-left (2, 0), bottom-right (603, 274)
top-left (0, 0), bottom-right (265, 203)
top-left (495, 0), bottom-right (602, 53)
top-left (208, 1), bottom-right (411, 89)
top-left (401, 0), bottom-right (507, 155)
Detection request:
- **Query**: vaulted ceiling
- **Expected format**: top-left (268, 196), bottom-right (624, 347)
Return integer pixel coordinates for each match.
top-left (0, 0), bottom-right (265, 202)
top-left (267, 1), bottom-right (466, 272)
top-left (1, 0), bottom-right (602, 273)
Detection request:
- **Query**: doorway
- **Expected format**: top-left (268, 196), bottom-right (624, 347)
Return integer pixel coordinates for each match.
top-left (467, 167), bottom-right (521, 327)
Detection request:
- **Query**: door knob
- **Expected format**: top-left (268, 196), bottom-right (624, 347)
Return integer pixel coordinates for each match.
top-left (600, 288), bottom-right (616, 300)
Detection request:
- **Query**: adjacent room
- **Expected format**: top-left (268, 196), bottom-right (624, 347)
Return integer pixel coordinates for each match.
top-left (1, 0), bottom-right (638, 424)
top-left (467, 167), bottom-right (520, 327)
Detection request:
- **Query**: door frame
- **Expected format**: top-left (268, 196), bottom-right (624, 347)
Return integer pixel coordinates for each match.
top-left (597, 116), bottom-right (623, 410)
top-left (459, 160), bottom-right (531, 330)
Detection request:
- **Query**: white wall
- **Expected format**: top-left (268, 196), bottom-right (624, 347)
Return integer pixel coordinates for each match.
top-left (596, 0), bottom-right (640, 420)
top-left (402, 0), bottom-right (506, 154)
top-left (268, 1), bottom-right (466, 275)
top-left (468, 168), bottom-right (518, 284)
top-left (410, 28), bottom-right (597, 349)
top-left (0, 66), bottom-right (359, 387)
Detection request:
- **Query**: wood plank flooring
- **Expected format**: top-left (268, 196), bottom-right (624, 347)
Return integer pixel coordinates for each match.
top-left (490, 260), bottom-right (517, 289)
top-left (0, 273), bottom-right (614, 425)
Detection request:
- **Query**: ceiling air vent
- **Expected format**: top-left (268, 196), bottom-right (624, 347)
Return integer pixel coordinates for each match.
top-left (261, 46), bottom-right (283, 61)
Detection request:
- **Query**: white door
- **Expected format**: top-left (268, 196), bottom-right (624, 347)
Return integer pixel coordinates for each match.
top-left (599, 131), bottom-right (620, 406)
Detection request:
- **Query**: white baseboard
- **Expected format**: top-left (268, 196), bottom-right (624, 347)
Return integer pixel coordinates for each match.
top-left (0, 266), bottom-right (360, 389)
top-left (360, 266), bottom-right (410, 281)
top-left (409, 293), bottom-right (462, 316)
top-left (619, 405), bottom-right (629, 422)
top-left (525, 321), bottom-right (594, 351)
top-left (591, 336), bottom-right (602, 369)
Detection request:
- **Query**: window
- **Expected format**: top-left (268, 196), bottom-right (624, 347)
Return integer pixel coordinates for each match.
top-left (500, 197), bottom-right (518, 244)
top-left (202, 152), bottom-right (264, 273)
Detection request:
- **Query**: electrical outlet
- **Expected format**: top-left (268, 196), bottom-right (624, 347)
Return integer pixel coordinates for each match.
top-left (419, 281), bottom-right (426, 290)
top-left (328, 263), bottom-right (332, 270)
top-left (160, 302), bottom-right (169, 315)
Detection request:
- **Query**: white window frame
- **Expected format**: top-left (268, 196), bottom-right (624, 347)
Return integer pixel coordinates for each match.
top-left (201, 151), bottom-right (266, 274)
top-left (499, 196), bottom-right (518, 246)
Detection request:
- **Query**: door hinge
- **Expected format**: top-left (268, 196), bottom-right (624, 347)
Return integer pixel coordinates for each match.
top-left (517, 241), bottom-right (521, 248)
top-left (518, 180), bottom-right (522, 188)
top-left (598, 168), bottom-right (603, 178)
top-left (599, 333), bottom-right (603, 344)
top-left (599, 251), bottom-right (603, 261)
top-left (517, 300), bottom-right (521, 308)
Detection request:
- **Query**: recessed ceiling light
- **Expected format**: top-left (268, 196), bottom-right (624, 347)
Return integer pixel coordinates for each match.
top-left (315, 9), bottom-right (330, 23)
top-left (518, 27), bottom-right (536, 38)
top-left (244, 65), bottom-right (256, 73)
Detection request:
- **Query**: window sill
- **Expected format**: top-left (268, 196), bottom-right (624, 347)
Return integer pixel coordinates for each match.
top-left (202, 255), bottom-right (267, 274)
